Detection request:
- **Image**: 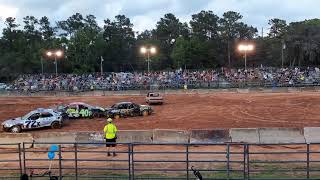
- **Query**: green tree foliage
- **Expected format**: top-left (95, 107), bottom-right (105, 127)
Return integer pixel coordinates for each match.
top-left (219, 11), bottom-right (243, 66)
top-left (190, 10), bottom-right (219, 40)
top-left (1, 11), bottom-right (320, 81)
top-left (103, 15), bottom-right (135, 71)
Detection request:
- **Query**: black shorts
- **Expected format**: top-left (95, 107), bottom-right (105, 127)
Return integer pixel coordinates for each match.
top-left (105, 138), bottom-right (117, 147)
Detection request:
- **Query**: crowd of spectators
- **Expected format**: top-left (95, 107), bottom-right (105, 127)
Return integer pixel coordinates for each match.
top-left (5, 67), bottom-right (320, 91)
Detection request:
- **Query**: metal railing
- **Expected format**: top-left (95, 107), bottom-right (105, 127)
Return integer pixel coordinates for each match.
top-left (1, 142), bottom-right (320, 179)
top-left (0, 143), bottom-right (22, 179)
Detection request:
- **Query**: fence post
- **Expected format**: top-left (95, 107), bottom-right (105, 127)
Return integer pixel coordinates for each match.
top-left (132, 144), bottom-right (135, 180)
top-left (74, 143), bottom-right (78, 180)
top-left (226, 144), bottom-right (230, 180)
top-left (307, 143), bottom-right (310, 179)
top-left (128, 144), bottom-right (131, 180)
top-left (58, 145), bottom-right (62, 180)
top-left (18, 143), bottom-right (22, 176)
top-left (247, 144), bottom-right (250, 180)
top-left (186, 144), bottom-right (189, 180)
top-left (23, 143), bottom-right (26, 174)
top-left (243, 144), bottom-right (247, 180)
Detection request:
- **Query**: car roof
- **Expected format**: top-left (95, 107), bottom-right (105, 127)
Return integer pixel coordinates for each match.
top-left (32, 108), bottom-right (55, 114)
top-left (115, 102), bottom-right (133, 105)
top-left (69, 102), bottom-right (86, 105)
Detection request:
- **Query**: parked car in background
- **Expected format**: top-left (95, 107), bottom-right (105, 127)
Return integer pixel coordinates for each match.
top-left (58, 102), bottom-right (106, 119)
top-left (106, 102), bottom-right (153, 118)
top-left (2, 108), bottom-right (63, 133)
top-left (145, 92), bottom-right (164, 105)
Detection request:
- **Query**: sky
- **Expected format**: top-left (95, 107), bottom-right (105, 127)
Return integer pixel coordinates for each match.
top-left (0, 0), bottom-right (319, 35)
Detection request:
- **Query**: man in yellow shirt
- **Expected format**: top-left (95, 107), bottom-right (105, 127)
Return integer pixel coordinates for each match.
top-left (103, 118), bottom-right (118, 156)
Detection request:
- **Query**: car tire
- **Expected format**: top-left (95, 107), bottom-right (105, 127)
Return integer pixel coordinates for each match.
top-left (51, 121), bottom-right (61, 129)
top-left (10, 126), bottom-right (21, 133)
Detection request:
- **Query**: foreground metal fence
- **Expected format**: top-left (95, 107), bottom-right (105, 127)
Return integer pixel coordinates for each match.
top-left (1, 142), bottom-right (320, 179)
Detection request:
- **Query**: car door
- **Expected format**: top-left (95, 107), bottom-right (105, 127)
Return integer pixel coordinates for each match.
top-left (131, 103), bottom-right (141, 116)
top-left (66, 104), bottom-right (79, 118)
top-left (78, 105), bottom-right (92, 118)
top-left (24, 113), bottom-right (40, 129)
top-left (118, 104), bottom-right (129, 116)
top-left (39, 112), bottom-right (54, 127)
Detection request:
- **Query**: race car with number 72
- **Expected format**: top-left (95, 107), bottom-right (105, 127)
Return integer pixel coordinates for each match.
top-left (2, 108), bottom-right (64, 133)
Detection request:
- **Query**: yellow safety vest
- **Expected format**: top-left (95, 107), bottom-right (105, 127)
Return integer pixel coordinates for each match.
top-left (103, 123), bottom-right (117, 139)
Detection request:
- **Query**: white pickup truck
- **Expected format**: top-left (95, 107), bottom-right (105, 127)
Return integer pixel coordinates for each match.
top-left (145, 92), bottom-right (164, 105)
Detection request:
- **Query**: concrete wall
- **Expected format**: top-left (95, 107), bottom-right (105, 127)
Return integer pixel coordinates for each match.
top-left (230, 128), bottom-right (260, 143)
top-left (33, 132), bottom-right (77, 147)
top-left (118, 130), bottom-right (153, 143)
top-left (0, 127), bottom-right (319, 147)
top-left (190, 129), bottom-right (230, 143)
top-left (0, 133), bottom-right (33, 148)
top-left (153, 129), bottom-right (189, 143)
top-left (304, 127), bottom-right (320, 143)
top-left (259, 128), bottom-right (305, 143)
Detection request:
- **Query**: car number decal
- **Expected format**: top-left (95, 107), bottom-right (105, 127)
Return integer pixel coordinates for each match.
top-left (25, 120), bottom-right (40, 128)
top-left (79, 109), bottom-right (92, 117)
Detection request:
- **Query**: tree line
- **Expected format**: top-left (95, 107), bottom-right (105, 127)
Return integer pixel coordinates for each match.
top-left (1, 10), bottom-right (320, 80)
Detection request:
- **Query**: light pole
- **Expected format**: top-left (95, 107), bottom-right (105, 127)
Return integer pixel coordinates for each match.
top-left (100, 56), bottom-right (104, 74)
top-left (46, 50), bottom-right (63, 76)
top-left (238, 44), bottom-right (254, 70)
top-left (140, 46), bottom-right (157, 74)
top-left (40, 56), bottom-right (44, 74)
top-left (281, 40), bottom-right (286, 68)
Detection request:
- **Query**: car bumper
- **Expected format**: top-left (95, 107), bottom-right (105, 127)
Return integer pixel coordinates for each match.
top-left (2, 125), bottom-right (10, 132)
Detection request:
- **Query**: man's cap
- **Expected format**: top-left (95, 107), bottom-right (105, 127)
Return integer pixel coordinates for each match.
top-left (107, 118), bottom-right (113, 122)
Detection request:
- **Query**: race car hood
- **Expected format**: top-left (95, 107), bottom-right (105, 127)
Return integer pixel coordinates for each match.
top-left (105, 108), bottom-right (120, 113)
top-left (2, 117), bottom-right (23, 127)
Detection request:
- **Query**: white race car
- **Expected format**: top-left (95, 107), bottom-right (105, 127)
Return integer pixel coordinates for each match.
top-left (2, 108), bottom-right (64, 133)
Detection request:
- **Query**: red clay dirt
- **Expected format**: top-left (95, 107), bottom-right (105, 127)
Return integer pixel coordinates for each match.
top-left (1, 92), bottom-right (320, 133)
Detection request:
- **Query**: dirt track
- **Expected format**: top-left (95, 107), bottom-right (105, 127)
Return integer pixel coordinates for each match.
top-left (1, 92), bottom-right (320, 133)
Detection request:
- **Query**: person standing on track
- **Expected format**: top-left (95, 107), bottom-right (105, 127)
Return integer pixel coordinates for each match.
top-left (104, 118), bottom-right (118, 156)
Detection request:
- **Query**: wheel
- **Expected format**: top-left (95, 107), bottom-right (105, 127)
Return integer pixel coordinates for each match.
top-left (51, 121), bottom-right (61, 129)
top-left (10, 126), bottom-right (21, 133)
top-left (114, 114), bottom-right (120, 119)
top-left (142, 111), bottom-right (149, 116)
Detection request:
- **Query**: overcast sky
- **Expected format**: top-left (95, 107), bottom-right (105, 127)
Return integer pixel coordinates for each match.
top-left (0, 0), bottom-right (319, 34)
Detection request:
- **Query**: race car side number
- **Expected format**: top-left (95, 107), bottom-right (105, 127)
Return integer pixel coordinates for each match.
top-left (79, 109), bottom-right (92, 117)
top-left (25, 120), bottom-right (40, 128)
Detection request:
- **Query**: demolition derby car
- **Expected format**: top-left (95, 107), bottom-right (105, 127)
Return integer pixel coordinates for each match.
top-left (145, 92), bottom-right (164, 105)
top-left (106, 102), bottom-right (153, 119)
top-left (2, 108), bottom-right (63, 133)
top-left (58, 102), bottom-right (106, 118)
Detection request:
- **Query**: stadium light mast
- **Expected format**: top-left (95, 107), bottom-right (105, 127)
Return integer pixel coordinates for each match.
top-left (46, 50), bottom-right (63, 76)
top-left (140, 46), bottom-right (157, 74)
top-left (238, 44), bottom-right (254, 70)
